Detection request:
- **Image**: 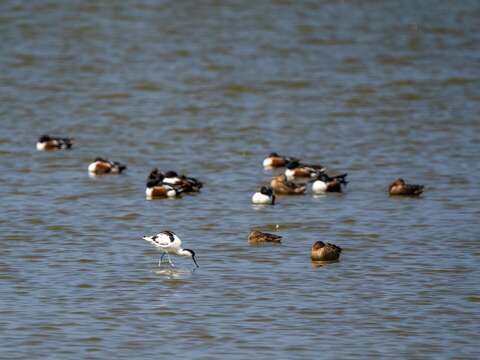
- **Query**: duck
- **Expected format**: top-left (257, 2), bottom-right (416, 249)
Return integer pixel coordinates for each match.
top-left (388, 178), bottom-right (424, 196)
top-left (263, 152), bottom-right (298, 168)
top-left (88, 157), bottom-right (127, 175)
top-left (251, 186), bottom-right (275, 205)
top-left (270, 175), bottom-right (306, 195)
top-left (311, 241), bottom-right (342, 261)
top-left (248, 230), bottom-right (282, 245)
top-left (151, 170), bottom-right (203, 192)
top-left (36, 134), bottom-right (74, 151)
top-left (311, 172), bottom-right (348, 193)
top-left (145, 178), bottom-right (182, 199)
top-left (284, 160), bottom-right (325, 180)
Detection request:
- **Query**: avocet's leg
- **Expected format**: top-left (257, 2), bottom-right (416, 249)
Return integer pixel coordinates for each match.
top-left (166, 253), bottom-right (175, 267)
top-left (158, 253), bottom-right (166, 267)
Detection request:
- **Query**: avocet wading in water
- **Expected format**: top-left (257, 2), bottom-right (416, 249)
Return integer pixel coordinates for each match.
top-left (143, 230), bottom-right (199, 268)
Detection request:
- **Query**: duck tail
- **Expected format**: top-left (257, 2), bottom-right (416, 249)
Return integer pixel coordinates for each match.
top-left (335, 173), bottom-right (348, 186)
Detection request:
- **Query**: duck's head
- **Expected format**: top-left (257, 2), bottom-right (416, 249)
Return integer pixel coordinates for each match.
top-left (148, 169), bottom-right (164, 181)
top-left (390, 178), bottom-right (406, 188)
top-left (146, 179), bottom-right (162, 188)
top-left (312, 241), bottom-right (325, 250)
top-left (165, 171), bottom-right (178, 178)
top-left (286, 160), bottom-right (300, 170)
top-left (260, 186), bottom-right (273, 196)
top-left (38, 134), bottom-right (51, 142)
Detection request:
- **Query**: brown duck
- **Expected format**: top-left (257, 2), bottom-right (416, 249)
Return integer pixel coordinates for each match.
top-left (388, 178), bottom-right (424, 196)
top-left (311, 241), bottom-right (342, 261)
top-left (248, 231), bottom-right (282, 245)
top-left (270, 175), bottom-right (306, 195)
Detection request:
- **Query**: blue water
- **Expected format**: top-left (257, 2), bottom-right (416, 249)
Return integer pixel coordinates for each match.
top-left (1, 1), bottom-right (479, 359)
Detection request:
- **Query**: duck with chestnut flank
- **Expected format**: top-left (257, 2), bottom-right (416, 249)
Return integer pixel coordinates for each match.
top-left (36, 134), bottom-right (74, 151)
top-left (311, 172), bottom-right (348, 193)
top-left (284, 160), bottom-right (325, 179)
top-left (263, 152), bottom-right (299, 168)
top-left (145, 175), bottom-right (183, 199)
top-left (88, 157), bottom-right (127, 175)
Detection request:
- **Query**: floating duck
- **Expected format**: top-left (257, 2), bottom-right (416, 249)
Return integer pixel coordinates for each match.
top-left (149, 170), bottom-right (202, 193)
top-left (36, 134), bottom-right (74, 151)
top-left (284, 160), bottom-right (325, 179)
top-left (270, 175), bottom-right (306, 195)
top-left (311, 172), bottom-right (348, 193)
top-left (145, 178), bottom-right (182, 199)
top-left (88, 157), bottom-right (127, 175)
top-left (311, 241), bottom-right (342, 261)
top-left (263, 152), bottom-right (298, 168)
top-left (248, 230), bottom-right (282, 245)
top-left (251, 186), bottom-right (275, 205)
top-left (388, 178), bottom-right (424, 196)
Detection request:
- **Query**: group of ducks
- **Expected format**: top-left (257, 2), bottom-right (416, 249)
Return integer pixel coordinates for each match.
top-left (252, 152), bottom-right (424, 205)
top-left (145, 168), bottom-right (203, 199)
top-left (37, 136), bottom-right (425, 267)
top-left (252, 152), bottom-right (349, 205)
top-left (36, 135), bottom-right (203, 199)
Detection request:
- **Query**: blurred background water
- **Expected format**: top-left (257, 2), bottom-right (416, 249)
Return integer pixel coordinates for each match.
top-left (0, 0), bottom-right (479, 359)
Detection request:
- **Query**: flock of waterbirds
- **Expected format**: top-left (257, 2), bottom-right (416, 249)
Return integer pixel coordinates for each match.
top-left (36, 135), bottom-right (426, 268)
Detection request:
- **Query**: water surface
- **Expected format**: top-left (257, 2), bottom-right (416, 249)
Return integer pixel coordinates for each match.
top-left (1, 1), bottom-right (479, 359)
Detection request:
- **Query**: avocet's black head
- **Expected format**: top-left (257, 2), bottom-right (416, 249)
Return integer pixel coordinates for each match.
top-left (269, 152), bottom-right (279, 157)
top-left (260, 186), bottom-right (273, 196)
top-left (184, 249), bottom-right (199, 268)
top-left (38, 135), bottom-right (51, 142)
top-left (165, 171), bottom-right (178, 178)
top-left (286, 160), bottom-right (300, 169)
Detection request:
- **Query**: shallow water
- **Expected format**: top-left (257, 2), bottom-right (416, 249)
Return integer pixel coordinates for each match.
top-left (1, 1), bottom-right (480, 359)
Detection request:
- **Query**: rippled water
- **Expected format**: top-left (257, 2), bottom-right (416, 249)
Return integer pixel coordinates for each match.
top-left (1, 1), bottom-right (480, 359)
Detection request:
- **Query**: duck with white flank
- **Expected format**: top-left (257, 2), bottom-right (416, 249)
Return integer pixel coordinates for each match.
top-left (36, 134), bottom-right (74, 151)
top-left (284, 160), bottom-right (325, 180)
top-left (148, 169), bottom-right (203, 193)
top-left (88, 157), bottom-right (127, 175)
top-left (143, 230), bottom-right (199, 268)
top-left (311, 172), bottom-right (348, 193)
top-left (164, 171), bottom-right (203, 192)
top-left (145, 175), bottom-right (183, 199)
top-left (251, 186), bottom-right (275, 205)
top-left (263, 152), bottom-right (298, 168)
top-left (270, 175), bottom-right (306, 195)
top-left (248, 230), bottom-right (282, 245)
top-left (388, 178), bottom-right (424, 196)
top-left (311, 241), bottom-right (342, 261)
